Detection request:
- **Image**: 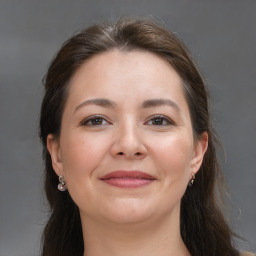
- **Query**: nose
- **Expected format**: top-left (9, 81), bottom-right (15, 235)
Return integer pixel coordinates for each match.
top-left (110, 122), bottom-right (147, 160)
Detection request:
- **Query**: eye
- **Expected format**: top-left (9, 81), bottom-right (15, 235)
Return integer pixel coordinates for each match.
top-left (145, 115), bottom-right (174, 126)
top-left (80, 115), bottom-right (111, 126)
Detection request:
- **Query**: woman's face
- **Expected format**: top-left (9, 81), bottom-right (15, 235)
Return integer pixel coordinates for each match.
top-left (48, 50), bottom-right (207, 225)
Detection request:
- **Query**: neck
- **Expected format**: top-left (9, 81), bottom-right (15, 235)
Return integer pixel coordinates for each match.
top-left (81, 207), bottom-right (190, 256)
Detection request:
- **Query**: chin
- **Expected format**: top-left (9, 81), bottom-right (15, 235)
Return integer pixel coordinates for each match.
top-left (104, 211), bottom-right (153, 226)
top-left (96, 198), bottom-right (160, 225)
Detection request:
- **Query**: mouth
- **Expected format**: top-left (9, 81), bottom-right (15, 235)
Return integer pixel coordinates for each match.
top-left (99, 170), bottom-right (156, 188)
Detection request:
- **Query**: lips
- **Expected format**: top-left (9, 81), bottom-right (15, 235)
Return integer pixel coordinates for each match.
top-left (100, 170), bottom-right (156, 188)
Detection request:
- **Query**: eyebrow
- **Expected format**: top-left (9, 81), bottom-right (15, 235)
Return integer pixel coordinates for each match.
top-left (142, 98), bottom-right (180, 112)
top-left (74, 98), bottom-right (117, 112)
top-left (74, 98), bottom-right (180, 112)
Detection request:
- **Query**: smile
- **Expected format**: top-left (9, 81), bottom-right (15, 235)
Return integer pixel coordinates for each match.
top-left (100, 170), bottom-right (156, 188)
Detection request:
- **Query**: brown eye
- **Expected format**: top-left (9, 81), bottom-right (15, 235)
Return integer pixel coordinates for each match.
top-left (151, 117), bottom-right (165, 125)
top-left (146, 115), bottom-right (174, 126)
top-left (81, 115), bottom-right (110, 126)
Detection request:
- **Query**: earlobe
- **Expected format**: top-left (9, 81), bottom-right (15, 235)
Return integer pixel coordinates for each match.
top-left (191, 132), bottom-right (208, 174)
top-left (47, 134), bottom-right (63, 176)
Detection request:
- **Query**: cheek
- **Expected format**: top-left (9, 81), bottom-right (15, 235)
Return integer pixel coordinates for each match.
top-left (60, 132), bottom-right (109, 180)
top-left (150, 135), bottom-right (193, 183)
top-left (59, 132), bottom-right (111, 209)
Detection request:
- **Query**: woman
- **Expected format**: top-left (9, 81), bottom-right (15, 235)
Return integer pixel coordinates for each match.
top-left (39, 18), bottom-right (253, 256)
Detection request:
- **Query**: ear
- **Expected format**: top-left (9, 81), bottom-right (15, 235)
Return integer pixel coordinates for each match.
top-left (47, 134), bottom-right (63, 176)
top-left (190, 132), bottom-right (208, 174)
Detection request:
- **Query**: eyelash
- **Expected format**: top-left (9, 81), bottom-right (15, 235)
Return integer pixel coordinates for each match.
top-left (145, 115), bottom-right (175, 126)
top-left (80, 115), bottom-right (111, 126)
top-left (80, 114), bottom-right (174, 127)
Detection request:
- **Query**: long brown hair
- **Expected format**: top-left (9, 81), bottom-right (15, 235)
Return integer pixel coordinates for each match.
top-left (39, 18), bottom-right (239, 256)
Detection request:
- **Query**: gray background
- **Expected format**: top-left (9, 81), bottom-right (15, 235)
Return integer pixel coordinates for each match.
top-left (0, 1), bottom-right (255, 255)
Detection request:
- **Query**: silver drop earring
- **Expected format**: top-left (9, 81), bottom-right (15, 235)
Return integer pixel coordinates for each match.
top-left (58, 175), bottom-right (67, 191)
top-left (189, 173), bottom-right (195, 187)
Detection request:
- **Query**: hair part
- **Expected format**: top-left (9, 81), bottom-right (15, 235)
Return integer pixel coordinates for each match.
top-left (39, 18), bottom-right (239, 256)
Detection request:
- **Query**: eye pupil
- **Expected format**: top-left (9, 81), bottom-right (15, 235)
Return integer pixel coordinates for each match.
top-left (153, 118), bottom-right (163, 125)
top-left (91, 118), bottom-right (102, 125)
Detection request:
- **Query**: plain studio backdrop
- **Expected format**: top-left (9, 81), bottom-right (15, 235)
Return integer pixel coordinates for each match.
top-left (0, 1), bottom-right (255, 255)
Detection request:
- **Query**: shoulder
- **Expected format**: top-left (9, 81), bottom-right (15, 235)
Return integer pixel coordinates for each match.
top-left (240, 252), bottom-right (255, 256)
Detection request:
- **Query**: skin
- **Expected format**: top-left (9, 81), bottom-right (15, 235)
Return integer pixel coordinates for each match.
top-left (47, 50), bottom-right (208, 256)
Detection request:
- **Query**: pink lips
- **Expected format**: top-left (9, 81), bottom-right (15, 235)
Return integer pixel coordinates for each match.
top-left (100, 170), bottom-right (156, 188)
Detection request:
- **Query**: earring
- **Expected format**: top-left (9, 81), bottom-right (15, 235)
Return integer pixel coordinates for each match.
top-left (58, 175), bottom-right (67, 191)
top-left (189, 173), bottom-right (195, 187)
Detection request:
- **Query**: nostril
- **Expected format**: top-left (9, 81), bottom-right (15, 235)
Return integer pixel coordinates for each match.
top-left (117, 152), bottom-right (142, 156)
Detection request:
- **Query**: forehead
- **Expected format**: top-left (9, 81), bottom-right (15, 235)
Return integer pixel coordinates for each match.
top-left (67, 49), bottom-right (186, 101)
